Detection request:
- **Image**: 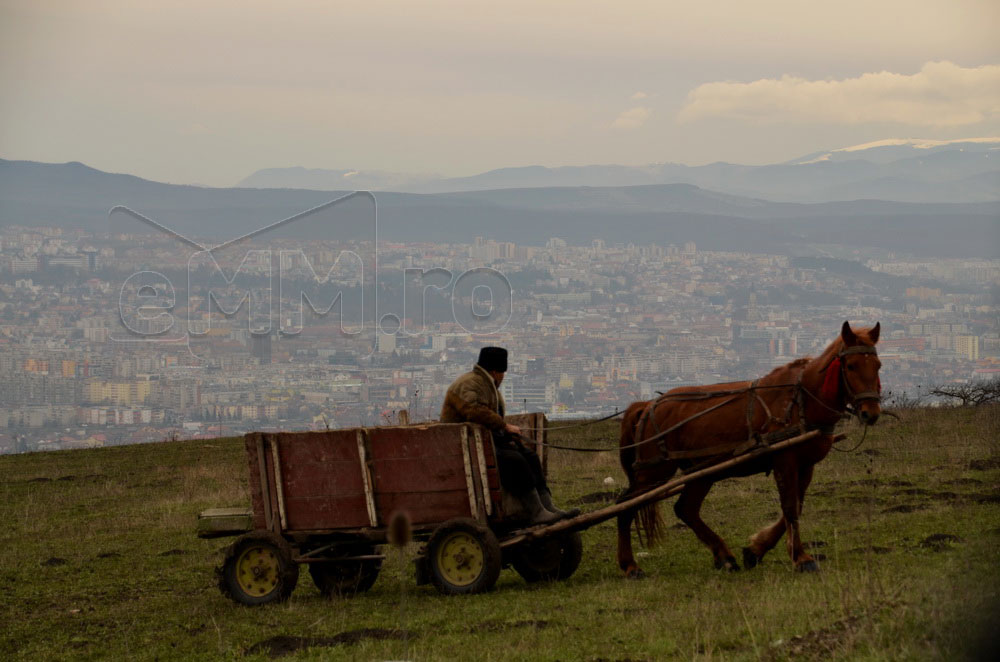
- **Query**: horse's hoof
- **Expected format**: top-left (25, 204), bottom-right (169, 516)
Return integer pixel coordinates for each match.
top-left (742, 547), bottom-right (761, 570)
top-left (625, 567), bottom-right (646, 580)
top-left (796, 560), bottom-right (820, 573)
top-left (714, 556), bottom-right (740, 572)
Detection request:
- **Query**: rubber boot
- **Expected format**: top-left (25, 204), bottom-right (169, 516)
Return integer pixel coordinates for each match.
top-left (540, 488), bottom-right (581, 519)
top-left (522, 489), bottom-right (562, 525)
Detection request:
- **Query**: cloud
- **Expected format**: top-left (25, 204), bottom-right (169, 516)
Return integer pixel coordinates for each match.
top-left (631, 91), bottom-right (647, 100)
top-left (611, 106), bottom-right (651, 129)
top-left (677, 61), bottom-right (1000, 126)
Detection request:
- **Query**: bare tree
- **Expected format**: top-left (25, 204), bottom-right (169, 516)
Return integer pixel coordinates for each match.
top-left (929, 378), bottom-right (1000, 407)
top-left (882, 389), bottom-right (925, 410)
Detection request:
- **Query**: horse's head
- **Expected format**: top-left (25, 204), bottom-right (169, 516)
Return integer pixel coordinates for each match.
top-left (832, 321), bottom-right (882, 425)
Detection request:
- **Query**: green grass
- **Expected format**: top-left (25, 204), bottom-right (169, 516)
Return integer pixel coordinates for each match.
top-left (2, 406), bottom-right (999, 661)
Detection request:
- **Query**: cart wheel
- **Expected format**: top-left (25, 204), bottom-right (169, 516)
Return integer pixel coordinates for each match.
top-left (426, 518), bottom-right (502, 595)
top-left (309, 547), bottom-right (382, 597)
top-left (218, 532), bottom-right (299, 606)
top-left (510, 531), bottom-right (583, 583)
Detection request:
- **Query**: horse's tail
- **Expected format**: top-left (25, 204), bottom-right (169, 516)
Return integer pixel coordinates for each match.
top-left (635, 502), bottom-right (665, 548)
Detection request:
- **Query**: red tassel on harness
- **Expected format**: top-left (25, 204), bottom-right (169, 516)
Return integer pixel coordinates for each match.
top-left (821, 357), bottom-right (841, 400)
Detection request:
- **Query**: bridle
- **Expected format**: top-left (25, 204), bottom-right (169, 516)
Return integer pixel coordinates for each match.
top-left (802, 343), bottom-right (882, 426)
top-left (836, 345), bottom-right (882, 407)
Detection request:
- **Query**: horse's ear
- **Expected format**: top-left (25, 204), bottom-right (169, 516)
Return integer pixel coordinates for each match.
top-left (870, 322), bottom-right (880, 344)
top-left (841, 320), bottom-right (857, 346)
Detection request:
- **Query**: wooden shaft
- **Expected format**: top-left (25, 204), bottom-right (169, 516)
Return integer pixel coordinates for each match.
top-left (499, 429), bottom-right (824, 548)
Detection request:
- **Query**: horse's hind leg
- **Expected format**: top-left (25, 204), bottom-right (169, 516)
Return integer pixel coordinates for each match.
top-left (674, 479), bottom-right (739, 571)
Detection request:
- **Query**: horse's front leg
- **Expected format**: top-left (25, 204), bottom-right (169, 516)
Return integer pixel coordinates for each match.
top-left (744, 463), bottom-right (816, 570)
top-left (674, 479), bottom-right (739, 571)
top-left (775, 459), bottom-right (818, 572)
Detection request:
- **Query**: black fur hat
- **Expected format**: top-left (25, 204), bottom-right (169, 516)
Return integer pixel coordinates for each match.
top-left (477, 346), bottom-right (508, 373)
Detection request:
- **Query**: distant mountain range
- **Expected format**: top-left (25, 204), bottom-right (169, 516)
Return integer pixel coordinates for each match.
top-left (1, 156), bottom-right (998, 258)
top-left (239, 138), bottom-right (1000, 204)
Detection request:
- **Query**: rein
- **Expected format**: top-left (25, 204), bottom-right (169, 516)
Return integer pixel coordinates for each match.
top-left (514, 409), bottom-right (625, 432)
top-left (516, 344), bottom-right (882, 455)
top-left (522, 381), bottom-right (799, 454)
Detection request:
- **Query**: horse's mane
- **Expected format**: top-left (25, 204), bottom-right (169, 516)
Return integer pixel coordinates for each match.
top-left (767, 325), bottom-right (879, 381)
top-left (762, 356), bottom-right (810, 381)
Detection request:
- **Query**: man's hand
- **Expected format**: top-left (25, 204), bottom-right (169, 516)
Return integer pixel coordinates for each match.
top-left (504, 423), bottom-right (521, 436)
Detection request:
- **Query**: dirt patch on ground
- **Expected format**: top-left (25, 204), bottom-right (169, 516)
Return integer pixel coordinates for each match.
top-left (41, 557), bottom-right (68, 566)
top-left (848, 546), bottom-right (893, 555)
top-left (919, 533), bottom-right (963, 551)
top-left (26, 477), bottom-right (52, 483)
top-left (764, 615), bottom-right (861, 661)
top-left (893, 489), bottom-right (960, 501)
top-left (247, 629), bottom-right (412, 658)
top-left (574, 491), bottom-right (618, 505)
top-left (597, 608), bottom-right (649, 616)
top-left (842, 495), bottom-right (886, 504)
top-left (881, 503), bottom-right (928, 514)
top-left (970, 493), bottom-right (1000, 504)
top-left (940, 477), bottom-right (982, 486)
top-left (893, 487), bottom-right (933, 496)
top-left (469, 619), bottom-right (549, 633)
top-left (969, 457), bottom-right (1000, 471)
top-left (96, 552), bottom-right (120, 559)
top-left (158, 549), bottom-right (188, 556)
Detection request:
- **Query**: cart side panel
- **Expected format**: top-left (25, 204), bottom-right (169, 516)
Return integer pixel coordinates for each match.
top-left (272, 430), bottom-right (372, 531)
top-left (367, 425), bottom-right (474, 526)
top-left (473, 427), bottom-right (503, 518)
top-left (244, 433), bottom-right (268, 530)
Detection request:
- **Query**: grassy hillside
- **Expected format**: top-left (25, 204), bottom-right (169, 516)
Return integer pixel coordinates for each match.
top-left (2, 406), bottom-right (999, 661)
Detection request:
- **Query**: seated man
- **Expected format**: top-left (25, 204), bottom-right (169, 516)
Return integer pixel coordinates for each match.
top-left (440, 346), bottom-right (578, 525)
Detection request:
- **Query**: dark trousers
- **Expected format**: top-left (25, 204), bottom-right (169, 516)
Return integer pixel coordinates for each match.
top-left (494, 434), bottom-right (547, 497)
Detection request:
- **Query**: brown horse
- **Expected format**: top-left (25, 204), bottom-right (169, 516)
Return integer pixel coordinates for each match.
top-left (616, 321), bottom-right (882, 578)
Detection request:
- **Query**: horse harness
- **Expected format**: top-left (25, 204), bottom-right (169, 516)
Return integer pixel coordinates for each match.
top-left (630, 346), bottom-right (881, 474)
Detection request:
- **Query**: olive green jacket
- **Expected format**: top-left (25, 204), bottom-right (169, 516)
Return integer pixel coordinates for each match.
top-left (439, 363), bottom-right (507, 432)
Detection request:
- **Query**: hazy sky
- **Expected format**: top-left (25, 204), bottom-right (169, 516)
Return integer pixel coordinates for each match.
top-left (2, 0), bottom-right (998, 187)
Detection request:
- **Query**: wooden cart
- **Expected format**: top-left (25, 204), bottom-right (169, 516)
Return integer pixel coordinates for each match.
top-left (198, 413), bottom-right (580, 604)
top-left (199, 415), bottom-right (825, 605)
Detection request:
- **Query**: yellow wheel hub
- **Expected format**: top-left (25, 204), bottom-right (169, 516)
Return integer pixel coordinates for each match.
top-left (235, 545), bottom-right (280, 597)
top-left (435, 532), bottom-right (485, 587)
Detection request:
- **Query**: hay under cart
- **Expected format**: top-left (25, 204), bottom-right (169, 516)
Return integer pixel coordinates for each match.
top-left (198, 416), bottom-right (824, 605)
